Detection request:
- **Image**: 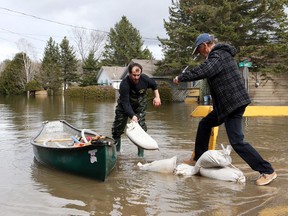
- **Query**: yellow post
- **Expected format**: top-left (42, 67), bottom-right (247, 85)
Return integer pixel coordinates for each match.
top-left (191, 105), bottom-right (288, 150)
top-left (208, 126), bottom-right (219, 150)
top-left (191, 106), bottom-right (220, 150)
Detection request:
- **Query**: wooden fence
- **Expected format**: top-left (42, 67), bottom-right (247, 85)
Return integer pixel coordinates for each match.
top-left (248, 72), bottom-right (288, 104)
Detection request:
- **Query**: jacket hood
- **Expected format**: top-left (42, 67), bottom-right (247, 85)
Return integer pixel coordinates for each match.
top-left (212, 44), bottom-right (237, 57)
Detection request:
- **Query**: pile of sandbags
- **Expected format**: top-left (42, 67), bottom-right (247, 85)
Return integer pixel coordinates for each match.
top-left (135, 144), bottom-right (245, 183)
top-left (174, 144), bottom-right (246, 183)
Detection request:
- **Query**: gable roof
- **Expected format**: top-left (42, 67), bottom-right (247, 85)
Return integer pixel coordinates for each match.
top-left (97, 66), bottom-right (126, 80)
top-left (120, 59), bottom-right (159, 79)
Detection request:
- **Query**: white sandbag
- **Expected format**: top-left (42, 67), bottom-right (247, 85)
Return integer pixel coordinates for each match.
top-left (174, 163), bottom-right (198, 176)
top-left (199, 166), bottom-right (246, 183)
top-left (126, 121), bottom-right (159, 150)
top-left (137, 156), bottom-right (177, 173)
top-left (195, 144), bottom-right (232, 169)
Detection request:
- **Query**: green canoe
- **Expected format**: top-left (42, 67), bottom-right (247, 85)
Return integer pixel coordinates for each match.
top-left (31, 120), bottom-right (117, 181)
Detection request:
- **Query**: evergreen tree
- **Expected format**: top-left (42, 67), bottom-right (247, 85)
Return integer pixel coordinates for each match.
top-left (157, 0), bottom-right (204, 75)
top-left (0, 53), bottom-right (26, 95)
top-left (38, 37), bottom-right (62, 94)
top-left (60, 36), bottom-right (78, 91)
top-left (102, 16), bottom-right (153, 66)
top-left (158, 0), bottom-right (288, 75)
top-left (80, 51), bottom-right (100, 86)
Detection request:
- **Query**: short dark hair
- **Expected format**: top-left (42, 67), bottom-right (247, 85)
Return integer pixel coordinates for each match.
top-left (128, 63), bottom-right (142, 74)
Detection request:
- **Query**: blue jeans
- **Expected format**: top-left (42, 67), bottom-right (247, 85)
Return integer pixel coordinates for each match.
top-left (194, 105), bottom-right (274, 174)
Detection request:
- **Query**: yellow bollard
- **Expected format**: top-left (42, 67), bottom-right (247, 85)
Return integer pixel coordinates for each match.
top-left (208, 126), bottom-right (219, 150)
top-left (190, 106), bottom-right (219, 150)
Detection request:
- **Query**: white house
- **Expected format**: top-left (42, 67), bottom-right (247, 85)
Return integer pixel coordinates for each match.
top-left (96, 66), bottom-right (126, 89)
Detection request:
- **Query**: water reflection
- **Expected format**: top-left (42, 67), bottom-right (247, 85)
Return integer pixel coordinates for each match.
top-left (31, 160), bottom-right (112, 215)
top-left (0, 95), bottom-right (287, 215)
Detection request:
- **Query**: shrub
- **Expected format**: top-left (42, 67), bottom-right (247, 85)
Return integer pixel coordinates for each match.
top-left (66, 82), bottom-right (173, 102)
top-left (65, 85), bottom-right (116, 100)
top-left (147, 81), bottom-right (173, 102)
top-left (25, 80), bottom-right (42, 91)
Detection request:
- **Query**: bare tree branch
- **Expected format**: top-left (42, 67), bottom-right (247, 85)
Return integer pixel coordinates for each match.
top-left (72, 28), bottom-right (107, 61)
top-left (16, 38), bottom-right (38, 83)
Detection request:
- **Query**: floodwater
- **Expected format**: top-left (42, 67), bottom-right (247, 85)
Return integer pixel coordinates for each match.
top-left (0, 95), bottom-right (287, 216)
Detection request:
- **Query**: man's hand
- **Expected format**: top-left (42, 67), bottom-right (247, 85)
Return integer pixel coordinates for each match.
top-left (132, 115), bottom-right (138, 123)
top-left (153, 89), bottom-right (161, 108)
top-left (153, 97), bottom-right (161, 108)
top-left (173, 76), bottom-right (179, 84)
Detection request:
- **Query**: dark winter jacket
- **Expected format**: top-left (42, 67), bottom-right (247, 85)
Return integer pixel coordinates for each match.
top-left (178, 43), bottom-right (251, 120)
top-left (118, 74), bottom-right (158, 118)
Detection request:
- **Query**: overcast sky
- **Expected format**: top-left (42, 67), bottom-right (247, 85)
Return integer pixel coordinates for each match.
top-left (0, 0), bottom-right (172, 62)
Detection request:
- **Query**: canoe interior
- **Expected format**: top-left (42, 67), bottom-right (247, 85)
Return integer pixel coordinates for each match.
top-left (31, 120), bottom-right (117, 181)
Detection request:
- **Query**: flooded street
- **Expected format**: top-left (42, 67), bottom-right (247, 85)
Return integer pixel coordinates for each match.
top-left (0, 95), bottom-right (287, 216)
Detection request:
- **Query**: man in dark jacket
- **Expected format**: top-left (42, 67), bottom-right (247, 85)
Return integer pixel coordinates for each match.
top-left (173, 33), bottom-right (276, 186)
top-left (112, 62), bottom-right (161, 156)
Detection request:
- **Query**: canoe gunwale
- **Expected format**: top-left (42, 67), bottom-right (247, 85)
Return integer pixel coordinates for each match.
top-left (31, 120), bottom-right (115, 150)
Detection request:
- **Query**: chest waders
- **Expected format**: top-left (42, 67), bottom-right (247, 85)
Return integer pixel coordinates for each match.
top-left (112, 94), bottom-right (147, 156)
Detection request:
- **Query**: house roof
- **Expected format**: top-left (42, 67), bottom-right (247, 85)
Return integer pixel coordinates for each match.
top-left (97, 66), bottom-right (126, 80)
top-left (120, 59), bottom-right (159, 79)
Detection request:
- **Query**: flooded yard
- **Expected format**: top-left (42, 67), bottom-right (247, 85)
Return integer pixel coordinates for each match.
top-left (0, 95), bottom-right (287, 215)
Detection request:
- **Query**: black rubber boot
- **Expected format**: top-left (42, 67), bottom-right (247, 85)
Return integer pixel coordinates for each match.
top-left (114, 138), bottom-right (121, 152)
top-left (137, 147), bottom-right (144, 157)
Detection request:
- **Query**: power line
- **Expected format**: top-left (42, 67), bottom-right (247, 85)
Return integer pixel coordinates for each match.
top-left (0, 6), bottom-right (160, 41)
top-left (0, 6), bottom-right (109, 34)
top-left (0, 27), bottom-right (46, 42)
top-left (0, 6), bottom-right (164, 61)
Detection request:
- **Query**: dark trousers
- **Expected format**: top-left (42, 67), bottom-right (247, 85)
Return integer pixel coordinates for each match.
top-left (112, 105), bottom-right (147, 140)
top-left (194, 106), bottom-right (274, 174)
